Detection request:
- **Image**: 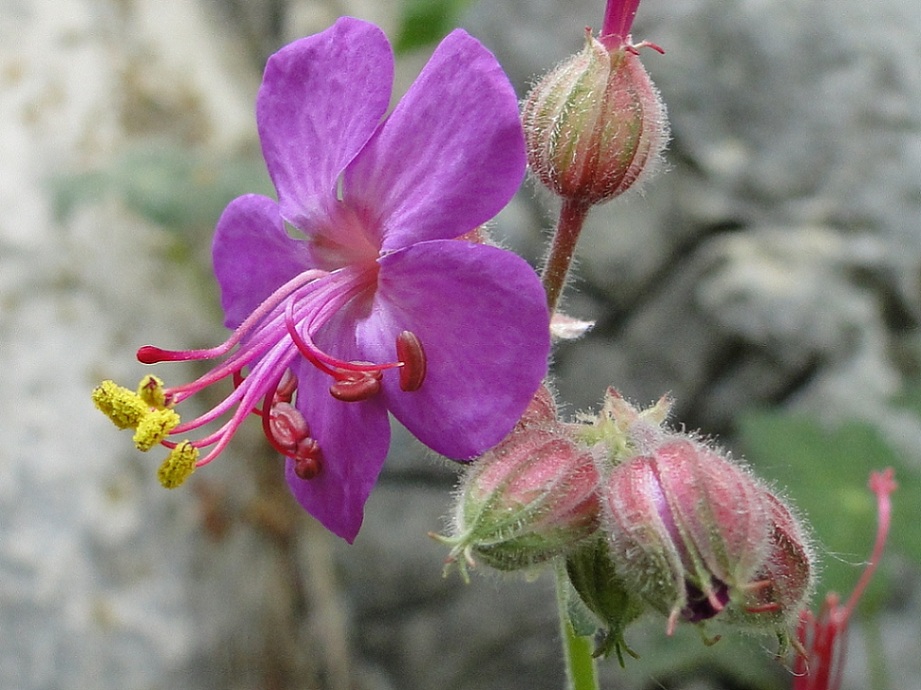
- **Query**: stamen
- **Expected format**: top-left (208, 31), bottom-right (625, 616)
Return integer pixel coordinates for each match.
top-left (186, 343), bottom-right (297, 467)
top-left (157, 440), bottom-right (198, 488)
top-left (275, 369), bottom-right (298, 403)
top-left (706, 587), bottom-right (727, 613)
top-left (137, 375), bottom-right (169, 408)
top-left (397, 330), bottom-right (426, 391)
top-left (98, 261), bottom-right (423, 488)
top-left (255, 370), bottom-right (324, 479)
top-left (285, 298), bottom-right (394, 378)
top-left (268, 402), bottom-right (310, 448)
top-left (293, 439), bottom-right (322, 479)
top-left (792, 469), bottom-right (897, 690)
top-left (133, 407), bottom-right (181, 451)
top-left (329, 371), bottom-right (383, 402)
top-left (137, 268), bottom-right (329, 365)
top-left (746, 603), bottom-right (782, 614)
top-left (283, 285), bottom-right (420, 399)
top-left (625, 40), bottom-right (665, 55)
top-left (92, 380), bottom-right (149, 430)
top-left (742, 579), bottom-right (782, 614)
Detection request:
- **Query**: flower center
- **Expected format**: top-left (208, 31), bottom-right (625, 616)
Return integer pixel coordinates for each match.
top-left (106, 262), bottom-right (427, 485)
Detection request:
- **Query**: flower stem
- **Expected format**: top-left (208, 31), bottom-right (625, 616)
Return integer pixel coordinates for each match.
top-left (542, 197), bottom-right (592, 315)
top-left (555, 564), bottom-right (599, 690)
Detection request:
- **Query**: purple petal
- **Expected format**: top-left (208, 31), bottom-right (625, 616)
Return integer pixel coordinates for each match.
top-left (285, 316), bottom-right (391, 543)
top-left (342, 30), bottom-right (526, 251)
top-left (359, 240), bottom-right (550, 458)
top-left (258, 17), bottom-right (394, 233)
top-left (212, 194), bottom-right (313, 330)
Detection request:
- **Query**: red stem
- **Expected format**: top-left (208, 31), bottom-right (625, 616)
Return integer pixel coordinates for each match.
top-left (541, 197), bottom-right (592, 314)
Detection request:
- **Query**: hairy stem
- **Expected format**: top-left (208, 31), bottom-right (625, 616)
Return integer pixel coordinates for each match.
top-left (556, 563), bottom-right (599, 690)
top-left (542, 197), bottom-right (592, 315)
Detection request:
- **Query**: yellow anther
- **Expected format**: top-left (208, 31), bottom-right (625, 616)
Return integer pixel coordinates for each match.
top-left (133, 407), bottom-right (181, 452)
top-left (137, 375), bottom-right (169, 410)
top-left (157, 441), bottom-right (198, 489)
top-left (92, 380), bottom-right (148, 430)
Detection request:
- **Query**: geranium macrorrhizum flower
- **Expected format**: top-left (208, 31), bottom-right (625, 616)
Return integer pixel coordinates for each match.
top-left (93, 17), bottom-right (550, 542)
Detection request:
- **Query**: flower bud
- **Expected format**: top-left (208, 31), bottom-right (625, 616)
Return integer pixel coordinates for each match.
top-left (516, 382), bottom-right (559, 429)
top-left (602, 438), bottom-right (773, 634)
top-left (733, 491), bottom-right (815, 636)
top-left (521, 30), bottom-right (668, 206)
top-left (438, 422), bottom-right (601, 577)
top-left (576, 388), bottom-right (672, 465)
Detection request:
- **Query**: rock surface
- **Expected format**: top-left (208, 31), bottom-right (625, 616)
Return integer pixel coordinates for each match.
top-left (2, 0), bottom-right (919, 689)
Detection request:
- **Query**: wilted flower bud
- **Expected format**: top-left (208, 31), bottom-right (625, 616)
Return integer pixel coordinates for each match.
top-left (602, 438), bottom-right (774, 634)
top-left (521, 29), bottom-right (668, 206)
top-left (437, 415), bottom-right (601, 577)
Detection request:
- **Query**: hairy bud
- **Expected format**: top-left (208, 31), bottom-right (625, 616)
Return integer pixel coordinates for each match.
top-left (602, 439), bottom-right (774, 634)
top-left (437, 411), bottom-right (601, 577)
top-left (522, 30), bottom-right (668, 205)
top-left (733, 491), bottom-right (815, 638)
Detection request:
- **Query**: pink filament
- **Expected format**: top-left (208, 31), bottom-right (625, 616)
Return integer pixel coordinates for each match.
top-left (793, 468), bottom-right (897, 690)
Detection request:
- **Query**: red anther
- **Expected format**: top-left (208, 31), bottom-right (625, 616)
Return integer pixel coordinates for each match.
top-left (293, 438), bottom-right (322, 479)
top-left (396, 330), bottom-right (426, 391)
top-left (274, 369), bottom-right (298, 403)
top-left (269, 402), bottom-right (310, 448)
top-left (329, 374), bottom-right (382, 402)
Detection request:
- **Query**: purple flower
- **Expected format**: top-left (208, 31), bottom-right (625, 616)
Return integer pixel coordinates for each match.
top-left (97, 18), bottom-right (550, 542)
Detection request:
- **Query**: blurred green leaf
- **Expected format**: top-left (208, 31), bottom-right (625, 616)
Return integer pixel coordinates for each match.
top-left (50, 144), bottom-right (272, 234)
top-left (394, 0), bottom-right (475, 54)
top-left (890, 382), bottom-right (921, 418)
top-left (737, 411), bottom-right (921, 611)
top-left (612, 618), bottom-right (785, 690)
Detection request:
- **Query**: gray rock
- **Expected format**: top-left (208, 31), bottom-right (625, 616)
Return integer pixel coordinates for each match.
top-left (4, 0), bottom-right (921, 689)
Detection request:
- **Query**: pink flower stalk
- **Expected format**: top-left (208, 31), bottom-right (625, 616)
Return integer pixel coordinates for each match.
top-left (94, 18), bottom-right (550, 542)
top-left (600, 0), bottom-right (663, 53)
top-left (793, 469), bottom-right (897, 690)
top-left (601, 0), bottom-right (642, 47)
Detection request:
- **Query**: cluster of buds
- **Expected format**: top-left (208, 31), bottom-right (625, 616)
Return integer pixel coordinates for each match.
top-left (438, 387), bottom-right (816, 659)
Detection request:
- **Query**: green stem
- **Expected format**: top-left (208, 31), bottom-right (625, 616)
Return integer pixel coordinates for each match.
top-left (541, 197), bottom-right (592, 315)
top-left (555, 564), bottom-right (600, 690)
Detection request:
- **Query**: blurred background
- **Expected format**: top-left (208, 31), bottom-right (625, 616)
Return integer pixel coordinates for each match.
top-left (2, 0), bottom-right (920, 688)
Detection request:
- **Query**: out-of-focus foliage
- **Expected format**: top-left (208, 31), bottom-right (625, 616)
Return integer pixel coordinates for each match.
top-left (394, 0), bottom-right (475, 53)
top-left (737, 409), bottom-right (921, 612)
top-left (611, 616), bottom-right (785, 690)
top-left (50, 144), bottom-right (271, 233)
